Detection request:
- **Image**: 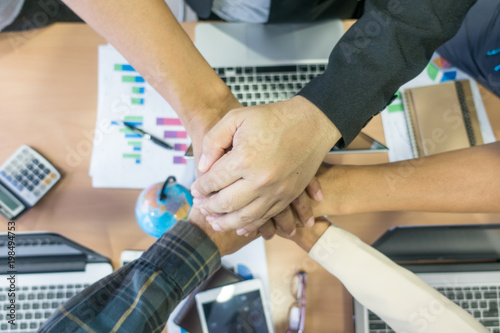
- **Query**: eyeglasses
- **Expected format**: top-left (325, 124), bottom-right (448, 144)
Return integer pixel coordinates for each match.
top-left (287, 270), bottom-right (307, 333)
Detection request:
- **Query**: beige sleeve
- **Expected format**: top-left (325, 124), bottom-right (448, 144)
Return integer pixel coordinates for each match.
top-left (309, 226), bottom-right (488, 333)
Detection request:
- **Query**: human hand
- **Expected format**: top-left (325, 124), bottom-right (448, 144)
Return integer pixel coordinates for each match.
top-left (257, 177), bottom-right (323, 240)
top-left (190, 96), bottom-right (340, 235)
top-left (184, 95), bottom-right (242, 166)
top-left (275, 217), bottom-right (331, 253)
top-left (187, 204), bottom-right (271, 256)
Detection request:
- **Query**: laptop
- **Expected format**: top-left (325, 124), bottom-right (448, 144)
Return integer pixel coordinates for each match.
top-left (195, 21), bottom-right (388, 154)
top-left (0, 232), bottom-right (113, 332)
top-left (353, 224), bottom-right (500, 333)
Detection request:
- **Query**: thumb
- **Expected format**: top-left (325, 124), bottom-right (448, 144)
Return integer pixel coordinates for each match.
top-left (198, 111), bottom-right (241, 173)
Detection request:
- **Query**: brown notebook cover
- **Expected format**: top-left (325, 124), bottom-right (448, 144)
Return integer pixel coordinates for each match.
top-left (403, 80), bottom-right (483, 158)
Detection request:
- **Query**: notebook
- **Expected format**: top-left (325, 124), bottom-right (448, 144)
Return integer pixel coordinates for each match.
top-left (353, 223), bottom-right (500, 333)
top-left (402, 80), bottom-right (484, 158)
top-left (195, 21), bottom-right (387, 154)
top-left (0, 232), bottom-right (113, 332)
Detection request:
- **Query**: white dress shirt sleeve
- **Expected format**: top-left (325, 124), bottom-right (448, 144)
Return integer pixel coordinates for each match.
top-left (309, 226), bottom-right (488, 333)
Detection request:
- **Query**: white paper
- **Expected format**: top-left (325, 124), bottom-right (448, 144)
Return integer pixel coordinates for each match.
top-left (89, 45), bottom-right (194, 189)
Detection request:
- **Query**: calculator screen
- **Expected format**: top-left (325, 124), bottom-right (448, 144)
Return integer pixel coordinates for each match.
top-left (0, 183), bottom-right (24, 219)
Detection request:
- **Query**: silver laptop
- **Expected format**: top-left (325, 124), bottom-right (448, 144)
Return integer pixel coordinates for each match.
top-left (195, 21), bottom-right (388, 153)
top-left (354, 224), bottom-right (500, 333)
top-left (0, 232), bottom-right (113, 332)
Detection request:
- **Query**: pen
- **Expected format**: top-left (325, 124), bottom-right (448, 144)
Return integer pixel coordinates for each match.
top-left (119, 120), bottom-right (174, 150)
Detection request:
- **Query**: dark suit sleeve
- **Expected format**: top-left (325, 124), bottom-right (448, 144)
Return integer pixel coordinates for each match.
top-left (298, 0), bottom-right (477, 148)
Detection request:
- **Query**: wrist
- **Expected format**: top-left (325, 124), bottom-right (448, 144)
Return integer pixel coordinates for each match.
top-left (184, 91), bottom-right (241, 161)
top-left (293, 222), bottom-right (330, 252)
top-left (183, 88), bottom-right (240, 142)
top-left (186, 218), bottom-right (228, 256)
top-left (290, 96), bottom-right (341, 152)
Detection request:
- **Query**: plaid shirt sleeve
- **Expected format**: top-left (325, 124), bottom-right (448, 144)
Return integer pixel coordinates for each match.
top-left (39, 221), bottom-right (221, 333)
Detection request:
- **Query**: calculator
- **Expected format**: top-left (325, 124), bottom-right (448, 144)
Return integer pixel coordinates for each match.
top-left (0, 145), bottom-right (61, 220)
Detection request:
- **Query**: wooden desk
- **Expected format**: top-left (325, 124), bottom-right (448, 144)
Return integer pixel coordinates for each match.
top-left (0, 22), bottom-right (499, 333)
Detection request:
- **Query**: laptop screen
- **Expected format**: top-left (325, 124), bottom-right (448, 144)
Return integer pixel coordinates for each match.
top-left (0, 232), bottom-right (110, 273)
top-left (372, 224), bottom-right (500, 262)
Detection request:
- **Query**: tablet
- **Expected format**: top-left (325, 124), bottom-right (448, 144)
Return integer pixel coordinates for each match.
top-left (195, 279), bottom-right (275, 333)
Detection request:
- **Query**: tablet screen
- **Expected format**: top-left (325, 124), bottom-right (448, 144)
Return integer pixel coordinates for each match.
top-left (202, 290), bottom-right (269, 332)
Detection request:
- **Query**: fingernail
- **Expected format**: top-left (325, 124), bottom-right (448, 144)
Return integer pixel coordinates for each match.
top-left (191, 189), bottom-right (202, 198)
top-left (244, 233), bottom-right (250, 237)
top-left (200, 207), bottom-right (209, 215)
top-left (198, 154), bottom-right (208, 172)
top-left (288, 229), bottom-right (296, 237)
top-left (193, 198), bottom-right (203, 205)
top-left (236, 228), bottom-right (247, 236)
top-left (206, 215), bottom-right (216, 222)
top-left (316, 189), bottom-right (323, 201)
top-left (306, 216), bottom-right (314, 227)
top-left (212, 223), bottom-right (223, 232)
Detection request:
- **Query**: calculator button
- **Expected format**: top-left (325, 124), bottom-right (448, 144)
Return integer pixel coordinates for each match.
top-left (39, 184), bottom-right (46, 191)
top-left (11, 159), bottom-right (18, 166)
top-left (27, 185), bottom-right (34, 192)
top-left (43, 179), bottom-right (51, 185)
top-left (32, 179), bottom-right (39, 186)
top-left (11, 180), bottom-right (18, 186)
top-left (21, 180), bottom-right (28, 187)
top-left (15, 175), bottom-right (22, 182)
top-left (5, 165), bottom-right (12, 172)
top-left (33, 169), bottom-right (40, 176)
top-left (34, 190), bottom-right (41, 196)
top-left (5, 175), bottom-right (12, 182)
top-left (49, 173), bottom-right (56, 179)
top-left (44, 168), bottom-right (50, 174)
top-left (38, 173), bottom-right (45, 180)
top-left (16, 153), bottom-right (24, 160)
top-left (38, 163), bottom-right (45, 169)
top-left (27, 174), bottom-right (34, 181)
top-left (27, 164), bottom-right (34, 170)
top-left (21, 169), bottom-right (28, 176)
top-left (16, 185), bottom-right (22, 191)
top-left (32, 159), bottom-right (39, 165)
top-left (0, 171), bottom-right (6, 177)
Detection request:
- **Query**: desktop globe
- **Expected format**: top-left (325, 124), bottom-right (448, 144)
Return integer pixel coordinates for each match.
top-left (135, 176), bottom-right (193, 237)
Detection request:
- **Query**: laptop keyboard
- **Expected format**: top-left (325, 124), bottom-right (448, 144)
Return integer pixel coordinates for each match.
top-left (368, 285), bottom-right (500, 333)
top-left (0, 284), bottom-right (89, 332)
top-left (214, 63), bottom-right (327, 106)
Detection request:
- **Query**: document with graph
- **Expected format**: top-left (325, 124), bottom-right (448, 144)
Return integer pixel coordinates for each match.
top-left (89, 45), bottom-right (195, 188)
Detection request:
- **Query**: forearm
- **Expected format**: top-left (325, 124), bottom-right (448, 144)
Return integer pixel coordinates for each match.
top-left (40, 222), bottom-right (221, 332)
top-left (63, 0), bottom-right (239, 147)
top-left (308, 226), bottom-right (487, 333)
top-left (314, 142), bottom-right (500, 215)
top-left (299, 0), bottom-right (476, 147)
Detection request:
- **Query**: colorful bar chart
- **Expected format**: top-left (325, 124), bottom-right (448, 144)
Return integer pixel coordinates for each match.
top-left (115, 64), bottom-right (135, 71)
top-left (173, 156), bottom-right (186, 165)
top-left (128, 141), bottom-right (142, 152)
top-left (157, 118), bottom-right (182, 126)
top-left (132, 87), bottom-right (145, 94)
top-left (174, 143), bottom-right (187, 152)
top-left (123, 116), bottom-right (143, 127)
top-left (131, 98), bottom-right (144, 105)
top-left (120, 128), bottom-right (141, 138)
top-left (123, 153), bottom-right (141, 164)
top-left (164, 131), bottom-right (187, 139)
top-left (119, 116), bottom-right (143, 139)
top-left (122, 75), bottom-right (145, 83)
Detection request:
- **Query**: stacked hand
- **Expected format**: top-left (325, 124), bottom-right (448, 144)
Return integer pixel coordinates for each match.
top-left (190, 96), bottom-right (340, 237)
